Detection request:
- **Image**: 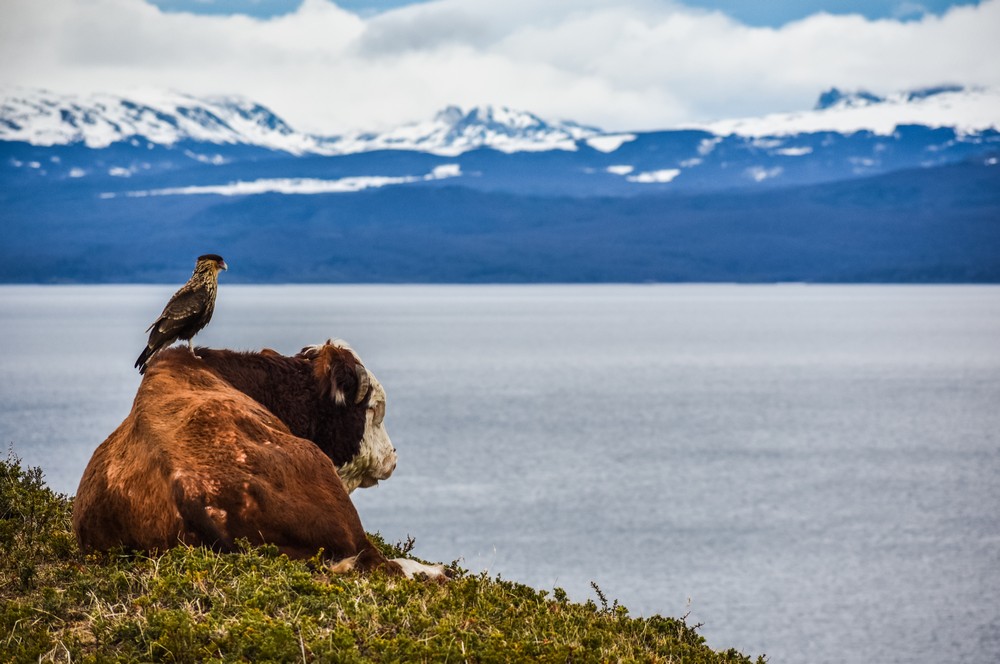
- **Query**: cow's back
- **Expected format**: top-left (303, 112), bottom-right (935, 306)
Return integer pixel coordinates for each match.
top-left (72, 352), bottom-right (377, 563)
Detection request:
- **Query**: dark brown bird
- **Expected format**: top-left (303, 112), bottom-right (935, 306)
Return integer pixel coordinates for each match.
top-left (135, 254), bottom-right (228, 374)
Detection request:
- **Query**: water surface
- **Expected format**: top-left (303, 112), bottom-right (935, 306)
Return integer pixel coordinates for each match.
top-left (2, 284), bottom-right (998, 663)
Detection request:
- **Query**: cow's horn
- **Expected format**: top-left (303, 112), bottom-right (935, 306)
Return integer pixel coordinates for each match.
top-left (355, 363), bottom-right (370, 404)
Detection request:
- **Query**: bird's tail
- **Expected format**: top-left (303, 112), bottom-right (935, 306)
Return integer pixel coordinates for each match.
top-left (135, 346), bottom-right (153, 374)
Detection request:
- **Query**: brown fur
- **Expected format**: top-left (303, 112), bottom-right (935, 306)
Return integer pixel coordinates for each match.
top-left (73, 347), bottom-right (401, 574)
top-left (189, 345), bottom-right (371, 467)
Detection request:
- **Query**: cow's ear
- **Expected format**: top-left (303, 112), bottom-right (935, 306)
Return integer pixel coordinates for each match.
top-left (311, 345), bottom-right (346, 406)
top-left (311, 345), bottom-right (369, 406)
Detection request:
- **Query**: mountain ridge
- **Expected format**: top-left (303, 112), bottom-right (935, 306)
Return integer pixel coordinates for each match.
top-left (0, 88), bottom-right (601, 156)
top-left (4, 85), bottom-right (998, 157)
top-left (3, 157), bottom-right (997, 284)
top-left (3, 85), bottom-right (998, 284)
top-left (695, 85), bottom-right (1000, 138)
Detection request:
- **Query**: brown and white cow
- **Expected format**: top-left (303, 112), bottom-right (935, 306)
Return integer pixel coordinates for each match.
top-left (72, 340), bottom-right (445, 579)
top-left (193, 342), bottom-right (397, 493)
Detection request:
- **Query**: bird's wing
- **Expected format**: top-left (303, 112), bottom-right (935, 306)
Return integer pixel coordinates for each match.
top-left (149, 287), bottom-right (209, 337)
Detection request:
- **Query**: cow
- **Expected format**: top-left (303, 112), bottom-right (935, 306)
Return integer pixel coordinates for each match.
top-left (72, 340), bottom-right (446, 580)
top-left (193, 342), bottom-right (396, 493)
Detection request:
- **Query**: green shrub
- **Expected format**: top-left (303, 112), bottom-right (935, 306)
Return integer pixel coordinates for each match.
top-left (0, 454), bottom-right (765, 663)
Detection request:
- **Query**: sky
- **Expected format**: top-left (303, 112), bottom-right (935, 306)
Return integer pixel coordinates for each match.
top-left (1, 0), bottom-right (997, 134)
top-left (143, 0), bottom-right (983, 25)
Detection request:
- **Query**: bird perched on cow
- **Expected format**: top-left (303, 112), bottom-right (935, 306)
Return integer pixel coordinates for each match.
top-left (135, 254), bottom-right (228, 374)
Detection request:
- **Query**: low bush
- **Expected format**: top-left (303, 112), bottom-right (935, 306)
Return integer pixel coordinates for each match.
top-left (1, 453), bottom-right (764, 663)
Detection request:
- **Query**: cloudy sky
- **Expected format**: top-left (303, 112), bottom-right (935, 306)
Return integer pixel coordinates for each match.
top-left (1, 0), bottom-right (997, 133)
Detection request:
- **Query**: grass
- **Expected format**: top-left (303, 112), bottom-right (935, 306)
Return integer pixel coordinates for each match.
top-left (1, 452), bottom-right (765, 663)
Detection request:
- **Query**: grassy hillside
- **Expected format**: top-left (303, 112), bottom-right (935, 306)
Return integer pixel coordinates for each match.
top-left (1, 453), bottom-right (764, 663)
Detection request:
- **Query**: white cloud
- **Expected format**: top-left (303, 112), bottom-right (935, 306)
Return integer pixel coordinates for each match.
top-left (1, 0), bottom-right (998, 133)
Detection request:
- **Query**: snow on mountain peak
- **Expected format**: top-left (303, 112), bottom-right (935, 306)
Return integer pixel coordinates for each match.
top-left (0, 89), bottom-right (602, 157)
top-left (814, 88), bottom-right (885, 111)
top-left (434, 105), bottom-right (466, 125)
top-left (0, 88), bottom-right (324, 154)
top-left (4, 86), bottom-right (996, 157)
top-left (814, 85), bottom-right (968, 111)
top-left (699, 85), bottom-right (999, 138)
top-left (327, 104), bottom-right (601, 156)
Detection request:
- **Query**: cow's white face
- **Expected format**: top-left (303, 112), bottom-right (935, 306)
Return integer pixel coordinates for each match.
top-left (337, 372), bottom-right (397, 493)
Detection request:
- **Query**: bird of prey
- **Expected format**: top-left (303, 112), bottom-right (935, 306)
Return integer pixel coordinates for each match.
top-left (135, 254), bottom-right (228, 374)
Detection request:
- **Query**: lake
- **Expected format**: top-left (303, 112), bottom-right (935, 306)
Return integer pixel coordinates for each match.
top-left (1, 284), bottom-right (998, 663)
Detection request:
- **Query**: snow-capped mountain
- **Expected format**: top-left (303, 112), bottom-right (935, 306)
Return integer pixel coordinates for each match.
top-left (0, 88), bottom-right (328, 154)
top-left (3, 86), bottom-right (999, 284)
top-left (2, 84), bottom-right (998, 195)
top-left (695, 85), bottom-right (1000, 138)
top-left (3, 85), bottom-right (998, 158)
top-left (0, 88), bottom-right (599, 157)
top-left (324, 105), bottom-right (600, 156)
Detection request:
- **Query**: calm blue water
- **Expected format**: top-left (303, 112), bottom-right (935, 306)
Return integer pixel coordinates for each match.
top-left (2, 284), bottom-right (998, 663)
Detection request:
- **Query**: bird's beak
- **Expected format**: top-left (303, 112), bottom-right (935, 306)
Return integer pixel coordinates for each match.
top-left (219, 261), bottom-right (228, 271)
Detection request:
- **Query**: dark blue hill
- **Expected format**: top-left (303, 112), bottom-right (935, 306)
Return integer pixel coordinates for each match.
top-left (3, 157), bottom-right (998, 283)
top-left (4, 123), bottom-right (998, 197)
